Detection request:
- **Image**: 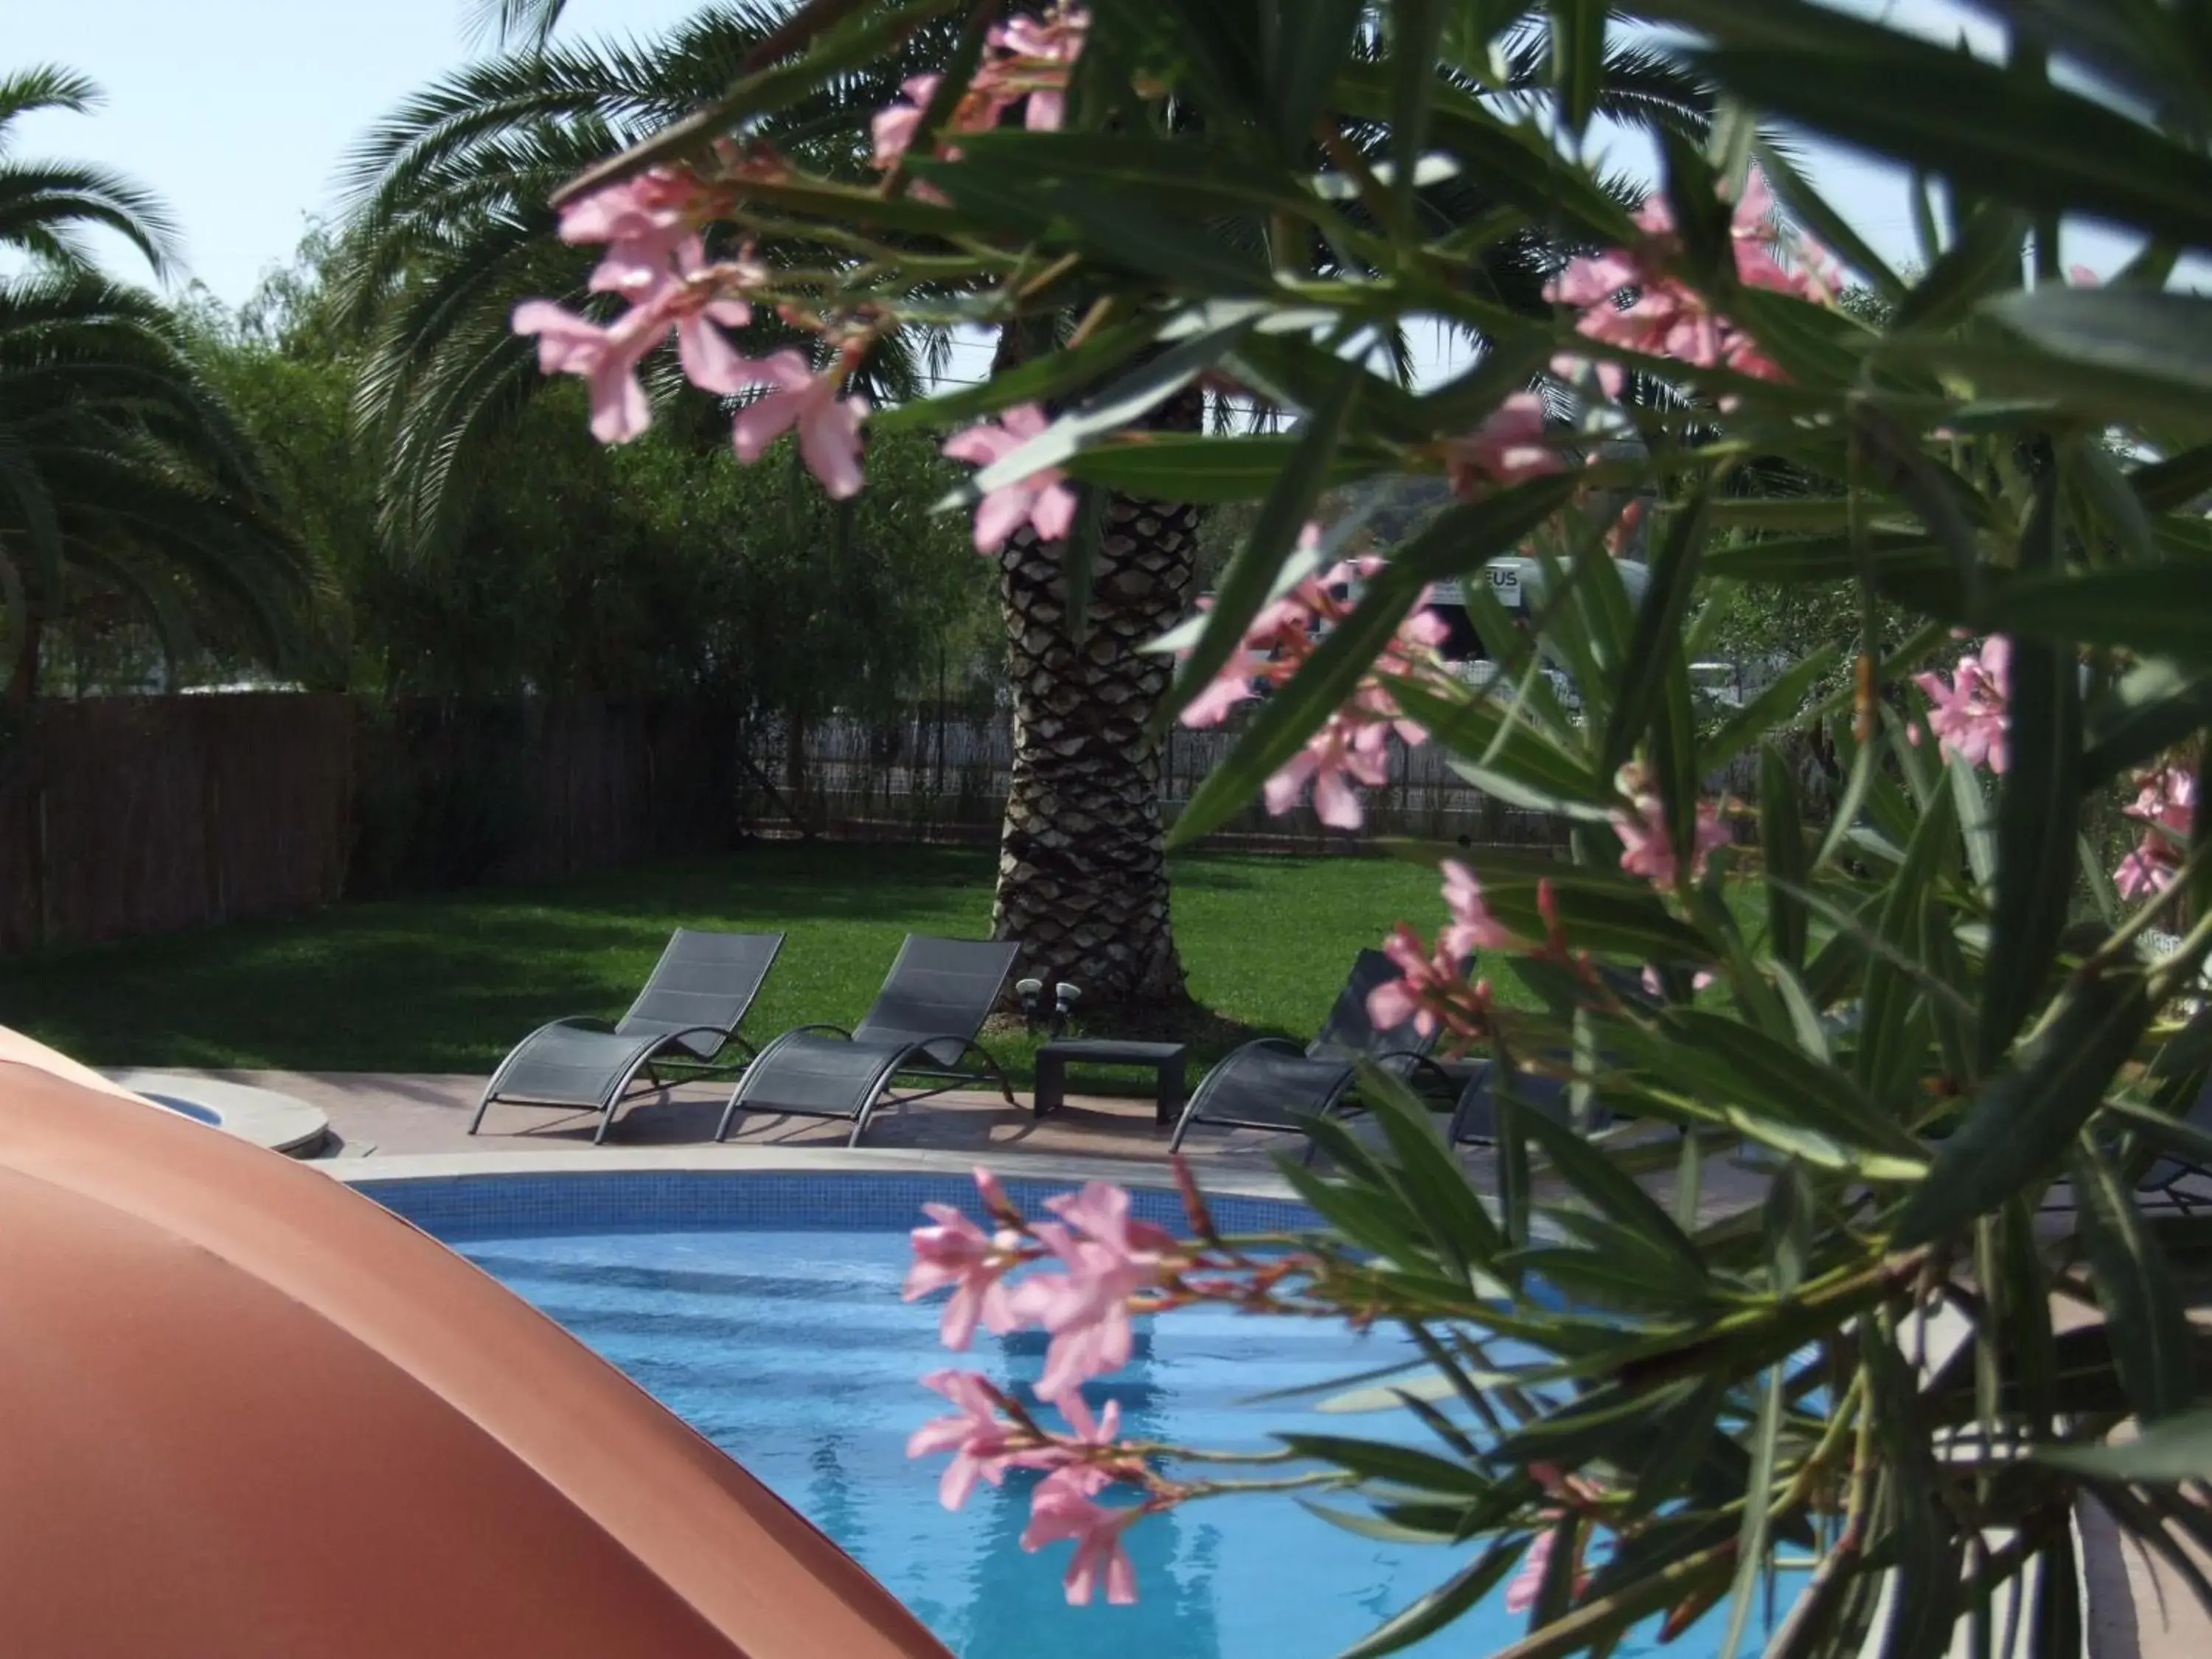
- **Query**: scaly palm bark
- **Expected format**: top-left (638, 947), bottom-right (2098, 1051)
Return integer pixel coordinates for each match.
top-left (990, 343), bottom-right (1203, 1010)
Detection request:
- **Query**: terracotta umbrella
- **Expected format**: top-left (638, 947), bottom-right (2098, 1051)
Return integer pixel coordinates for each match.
top-left (0, 1052), bottom-right (953, 1659)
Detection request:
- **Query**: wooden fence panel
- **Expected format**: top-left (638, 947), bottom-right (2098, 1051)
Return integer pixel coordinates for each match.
top-left (773, 707), bottom-right (1573, 850)
top-left (11, 687), bottom-right (1773, 958)
top-left (0, 695), bottom-right (356, 954)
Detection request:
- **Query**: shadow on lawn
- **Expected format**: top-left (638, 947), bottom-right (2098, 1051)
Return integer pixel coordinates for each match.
top-left (0, 843), bottom-right (1351, 1074)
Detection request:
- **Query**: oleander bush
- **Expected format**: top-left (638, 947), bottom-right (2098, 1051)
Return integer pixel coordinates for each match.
top-left (509, 3), bottom-right (2212, 1653)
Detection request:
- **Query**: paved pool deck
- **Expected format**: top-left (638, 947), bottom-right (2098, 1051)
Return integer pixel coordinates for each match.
top-left (150, 1065), bottom-right (1794, 1220)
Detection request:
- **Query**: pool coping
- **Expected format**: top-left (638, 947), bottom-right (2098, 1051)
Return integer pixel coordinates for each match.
top-left (318, 1142), bottom-right (1301, 1202)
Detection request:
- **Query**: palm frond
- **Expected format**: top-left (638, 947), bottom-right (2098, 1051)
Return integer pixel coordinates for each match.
top-left (462, 0), bottom-right (570, 52)
top-left (0, 160), bottom-right (184, 276)
top-left (0, 260), bottom-right (311, 693)
top-left (331, 3), bottom-right (947, 563)
top-left (0, 65), bottom-right (102, 142)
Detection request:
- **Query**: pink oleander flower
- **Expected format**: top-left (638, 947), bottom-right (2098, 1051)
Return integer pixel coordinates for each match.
top-left (1549, 251), bottom-right (1641, 312)
top-left (1912, 637), bottom-right (2011, 773)
top-left (1444, 392), bottom-right (1568, 495)
top-left (555, 168), bottom-right (702, 269)
top-left (1639, 167), bottom-right (1836, 302)
top-left (512, 237), bottom-right (759, 442)
top-left (512, 300), bottom-right (663, 444)
top-left (1265, 712), bottom-right (1394, 830)
top-left (905, 1201), bottom-right (1023, 1350)
top-left (2128, 764), bottom-right (2196, 838)
top-left (943, 403), bottom-right (1079, 552)
top-left (1504, 1524), bottom-right (1596, 1615)
top-left (1545, 166), bottom-right (1832, 391)
top-left (869, 69), bottom-right (1018, 171)
top-left (1505, 1527), bottom-right (1556, 1616)
top-left (872, 5), bottom-right (1085, 175)
top-left (627, 240), bottom-right (762, 386)
top-left (1368, 932), bottom-right (1497, 1047)
top-left (1023, 1468), bottom-right (1140, 1605)
top-left (2114, 765), bottom-right (2195, 900)
top-left (1441, 860), bottom-right (1518, 958)
top-left (1012, 1183), bottom-right (1174, 1401)
top-left (1178, 636), bottom-right (1269, 727)
top-left (871, 74), bottom-right (942, 169)
top-left (908, 1370), bottom-right (1045, 1510)
top-left (2115, 845), bottom-right (2172, 900)
top-left (730, 348), bottom-right (869, 499)
top-left (1176, 525), bottom-right (1341, 731)
top-left (1369, 860), bottom-right (1517, 1035)
top-left (1368, 923), bottom-right (1465, 1036)
top-left (1612, 765), bottom-right (1730, 888)
top-left (973, 1165), bottom-right (1013, 1217)
top-left (988, 4), bottom-right (1089, 131)
top-left (1054, 1385), bottom-right (1124, 1452)
top-left (1178, 526), bottom-right (1447, 830)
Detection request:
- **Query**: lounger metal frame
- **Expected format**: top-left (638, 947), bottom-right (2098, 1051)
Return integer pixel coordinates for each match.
top-left (469, 929), bottom-right (784, 1144)
top-left (1166, 1043), bottom-right (1456, 1159)
top-left (1166, 949), bottom-right (1457, 1158)
top-left (714, 936), bottom-right (1020, 1147)
top-left (712, 1025), bottom-right (1015, 1146)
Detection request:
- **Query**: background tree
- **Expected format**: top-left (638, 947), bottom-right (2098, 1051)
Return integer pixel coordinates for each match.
top-left (0, 66), bottom-right (307, 703)
top-left (187, 223), bottom-right (990, 708)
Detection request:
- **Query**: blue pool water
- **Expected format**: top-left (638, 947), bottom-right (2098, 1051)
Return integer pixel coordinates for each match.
top-left (371, 1174), bottom-right (1778, 1659)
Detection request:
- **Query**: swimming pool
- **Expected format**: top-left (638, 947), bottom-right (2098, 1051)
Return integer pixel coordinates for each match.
top-left (364, 1172), bottom-right (1774, 1659)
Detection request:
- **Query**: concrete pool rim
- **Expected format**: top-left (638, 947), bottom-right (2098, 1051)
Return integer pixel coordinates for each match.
top-left (319, 1144), bottom-right (1303, 1198)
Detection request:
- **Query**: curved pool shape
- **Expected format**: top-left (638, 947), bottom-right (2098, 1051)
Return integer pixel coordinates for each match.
top-left (363, 1172), bottom-right (1778, 1659)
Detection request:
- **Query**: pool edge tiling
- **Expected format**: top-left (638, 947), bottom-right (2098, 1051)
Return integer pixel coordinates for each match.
top-left (354, 1168), bottom-right (1315, 1241)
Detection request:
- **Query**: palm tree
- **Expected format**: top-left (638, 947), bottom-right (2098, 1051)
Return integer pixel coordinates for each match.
top-left (979, 18), bottom-right (1707, 1014)
top-left (333, 4), bottom-right (952, 557)
top-left (349, 3), bottom-right (1704, 1014)
top-left (0, 67), bottom-right (307, 703)
top-left (0, 66), bottom-right (178, 277)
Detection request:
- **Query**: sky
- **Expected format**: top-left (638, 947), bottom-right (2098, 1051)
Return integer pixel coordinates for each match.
top-left (6, 0), bottom-right (2185, 389)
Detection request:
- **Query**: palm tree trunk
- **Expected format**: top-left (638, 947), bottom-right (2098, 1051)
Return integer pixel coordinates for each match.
top-left (990, 372), bottom-right (1203, 1014)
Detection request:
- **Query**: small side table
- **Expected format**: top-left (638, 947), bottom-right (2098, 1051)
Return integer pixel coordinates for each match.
top-left (1033, 1040), bottom-right (1190, 1127)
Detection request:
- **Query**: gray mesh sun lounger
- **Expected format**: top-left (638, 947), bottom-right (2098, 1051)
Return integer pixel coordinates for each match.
top-left (470, 928), bottom-right (785, 1144)
top-left (715, 934), bottom-right (1020, 1146)
top-left (1168, 949), bottom-right (1453, 1156)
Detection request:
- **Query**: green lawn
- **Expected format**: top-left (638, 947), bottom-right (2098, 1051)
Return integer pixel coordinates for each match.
top-left (0, 844), bottom-right (1449, 1084)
